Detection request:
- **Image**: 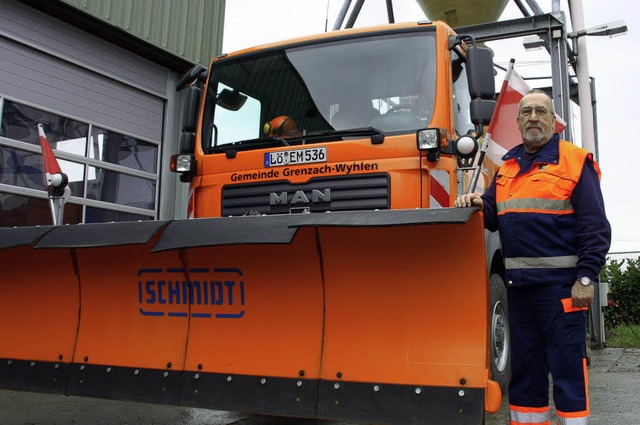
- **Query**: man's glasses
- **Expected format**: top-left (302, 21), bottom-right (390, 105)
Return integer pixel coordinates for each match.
top-left (519, 107), bottom-right (550, 118)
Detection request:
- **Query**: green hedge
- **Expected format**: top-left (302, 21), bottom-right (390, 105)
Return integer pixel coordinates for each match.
top-left (601, 257), bottom-right (640, 328)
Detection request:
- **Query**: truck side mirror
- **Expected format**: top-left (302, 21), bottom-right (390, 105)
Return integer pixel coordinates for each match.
top-left (181, 86), bottom-right (201, 133)
top-left (470, 98), bottom-right (495, 125)
top-left (216, 89), bottom-right (247, 111)
top-left (176, 64), bottom-right (207, 91)
top-left (466, 45), bottom-right (496, 128)
top-left (466, 45), bottom-right (495, 99)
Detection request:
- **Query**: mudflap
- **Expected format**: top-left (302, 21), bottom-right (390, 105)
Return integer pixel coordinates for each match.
top-left (0, 209), bottom-right (500, 424)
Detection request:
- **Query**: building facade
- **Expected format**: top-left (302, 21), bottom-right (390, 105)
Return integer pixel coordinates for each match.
top-left (0, 0), bottom-right (225, 226)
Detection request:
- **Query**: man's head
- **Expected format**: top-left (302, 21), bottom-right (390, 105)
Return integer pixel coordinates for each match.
top-left (517, 90), bottom-right (556, 153)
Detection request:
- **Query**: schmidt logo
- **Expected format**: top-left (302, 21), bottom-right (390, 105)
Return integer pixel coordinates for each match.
top-left (137, 267), bottom-right (245, 319)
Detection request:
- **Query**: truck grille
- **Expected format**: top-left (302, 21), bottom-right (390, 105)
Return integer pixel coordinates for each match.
top-left (222, 174), bottom-right (390, 216)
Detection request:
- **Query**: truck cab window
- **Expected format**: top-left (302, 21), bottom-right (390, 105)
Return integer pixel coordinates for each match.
top-left (210, 83), bottom-right (260, 146)
top-left (202, 31), bottom-right (437, 151)
top-left (452, 51), bottom-right (475, 137)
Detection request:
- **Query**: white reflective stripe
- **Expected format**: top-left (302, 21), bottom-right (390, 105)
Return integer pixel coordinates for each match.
top-left (187, 188), bottom-right (195, 219)
top-left (505, 255), bottom-right (579, 269)
top-left (557, 416), bottom-right (589, 425)
top-left (510, 408), bottom-right (550, 424)
top-left (497, 197), bottom-right (573, 213)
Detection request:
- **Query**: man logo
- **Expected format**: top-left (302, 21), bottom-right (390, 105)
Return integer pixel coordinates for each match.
top-left (269, 189), bottom-right (331, 206)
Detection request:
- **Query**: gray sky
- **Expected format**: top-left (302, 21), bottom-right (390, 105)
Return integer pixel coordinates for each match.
top-left (223, 0), bottom-right (638, 253)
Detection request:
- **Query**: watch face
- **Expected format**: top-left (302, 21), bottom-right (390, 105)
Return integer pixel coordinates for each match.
top-left (580, 277), bottom-right (591, 286)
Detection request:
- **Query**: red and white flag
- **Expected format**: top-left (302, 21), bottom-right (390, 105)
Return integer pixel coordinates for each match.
top-left (38, 123), bottom-right (70, 225)
top-left (485, 59), bottom-right (566, 165)
top-left (37, 123), bottom-right (63, 188)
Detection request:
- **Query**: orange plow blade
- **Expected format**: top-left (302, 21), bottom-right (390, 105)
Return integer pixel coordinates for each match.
top-left (0, 209), bottom-right (500, 424)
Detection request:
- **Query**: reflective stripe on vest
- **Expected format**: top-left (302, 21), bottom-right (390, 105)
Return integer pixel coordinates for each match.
top-left (497, 197), bottom-right (574, 214)
top-left (505, 255), bottom-right (578, 270)
top-left (510, 405), bottom-right (550, 424)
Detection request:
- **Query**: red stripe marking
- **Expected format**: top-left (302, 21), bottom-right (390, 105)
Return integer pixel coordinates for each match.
top-left (430, 175), bottom-right (449, 207)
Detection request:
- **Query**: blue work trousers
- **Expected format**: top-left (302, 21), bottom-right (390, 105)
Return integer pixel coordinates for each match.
top-left (507, 283), bottom-right (589, 418)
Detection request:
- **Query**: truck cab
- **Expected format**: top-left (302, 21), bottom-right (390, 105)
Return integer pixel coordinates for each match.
top-left (173, 21), bottom-right (496, 218)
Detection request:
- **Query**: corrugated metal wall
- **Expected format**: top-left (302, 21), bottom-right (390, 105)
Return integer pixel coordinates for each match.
top-left (59, 0), bottom-right (225, 66)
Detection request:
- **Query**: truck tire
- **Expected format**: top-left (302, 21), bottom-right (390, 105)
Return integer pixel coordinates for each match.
top-left (490, 273), bottom-right (511, 393)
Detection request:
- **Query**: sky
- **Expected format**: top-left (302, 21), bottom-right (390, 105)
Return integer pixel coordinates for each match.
top-left (222, 0), bottom-right (639, 254)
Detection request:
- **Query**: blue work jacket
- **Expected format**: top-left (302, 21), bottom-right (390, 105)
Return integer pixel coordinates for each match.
top-left (482, 135), bottom-right (611, 286)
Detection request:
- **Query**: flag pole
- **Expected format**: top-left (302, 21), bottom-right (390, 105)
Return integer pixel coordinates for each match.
top-left (467, 133), bottom-right (489, 194)
top-left (467, 59), bottom-right (516, 194)
top-left (38, 123), bottom-right (70, 225)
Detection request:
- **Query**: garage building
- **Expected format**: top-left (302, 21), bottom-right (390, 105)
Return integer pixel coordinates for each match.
top-left (0, 0), bottom-right (225, 225)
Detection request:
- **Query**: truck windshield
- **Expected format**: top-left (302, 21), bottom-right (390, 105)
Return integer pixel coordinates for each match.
top-left (202, 30), bottom-right (437, 150)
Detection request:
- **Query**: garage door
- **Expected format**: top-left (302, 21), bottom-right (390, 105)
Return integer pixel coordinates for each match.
top-left (0, 0), bottom-right (170, 226)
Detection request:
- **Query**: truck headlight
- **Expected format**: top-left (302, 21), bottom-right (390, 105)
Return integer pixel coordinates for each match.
top-left (417, 129), bottom-right (440, 150)
top-left (170, 154), bottom-right (195, 173)
top-left (417, 129), bottom-right (441, 162)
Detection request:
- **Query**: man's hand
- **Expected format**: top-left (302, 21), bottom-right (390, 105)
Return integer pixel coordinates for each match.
top-left (454, 193), bottom-right (484, 208)
top-left (571, 280), bottom-right (594, 308)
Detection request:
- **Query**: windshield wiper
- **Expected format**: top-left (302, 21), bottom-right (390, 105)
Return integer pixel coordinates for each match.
top-left (205, 127), bottom-right (385, 158)
top-left (205, 136), bottom-right (290, 157)
top-left (297, 127), bottom-right (385, 145)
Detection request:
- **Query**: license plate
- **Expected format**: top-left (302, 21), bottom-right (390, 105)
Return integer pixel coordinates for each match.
top-left (264, 147), bottom-right (327, 167)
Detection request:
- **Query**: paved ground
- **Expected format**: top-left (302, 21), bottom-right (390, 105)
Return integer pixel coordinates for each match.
top-left (484, 347), bottom-right (640, 425)
top-left (0, 348), bottom-right (637, 425)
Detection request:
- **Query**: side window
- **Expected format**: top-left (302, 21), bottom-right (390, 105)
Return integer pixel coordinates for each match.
top-left (452, 54), bottom-right (475, 137)
top-left (451, 53), bottom-right (488, 196)
top-left (213, 83), bottom-right (261, 146)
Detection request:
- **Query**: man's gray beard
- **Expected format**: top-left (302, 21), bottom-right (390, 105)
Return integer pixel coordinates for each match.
top-left (523, 130), bottom-right (545, 144)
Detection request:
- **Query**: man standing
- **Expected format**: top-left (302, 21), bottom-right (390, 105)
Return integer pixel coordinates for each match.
top-left (455, 90), bottom-right (611, 424)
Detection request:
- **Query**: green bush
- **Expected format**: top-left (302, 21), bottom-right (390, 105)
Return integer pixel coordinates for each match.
top-left (601, 257), bottom-right (640, 328)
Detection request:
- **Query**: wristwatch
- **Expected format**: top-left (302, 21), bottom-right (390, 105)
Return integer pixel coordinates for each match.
top-left (579, 277), bottom-right (593, 286)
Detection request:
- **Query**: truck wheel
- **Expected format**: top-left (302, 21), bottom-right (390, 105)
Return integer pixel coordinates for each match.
top-left (490, 273), bottom-right (511, 393)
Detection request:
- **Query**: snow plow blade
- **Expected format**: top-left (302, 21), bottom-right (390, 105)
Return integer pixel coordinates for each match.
top-left (0, 208), bottom-right (501, 424)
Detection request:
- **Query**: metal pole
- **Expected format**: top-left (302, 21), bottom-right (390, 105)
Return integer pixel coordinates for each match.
top-left (589, 280), bottom-right (605, 348)
top-left (590, 77), bottom-right (600, 161)
top-left (345, 0), bottom-right (365, 29)
top-left (513, 0), bottom-right (531, 16)
top-left (523, 0), bottom-right (544, 15)
top-left (344, 0), bottom-right (365, 29)
top-left (385, 0), bottom-right (395, 24)
top-left (49, 196), bottom-right (66, 226)
top-left (548, 12), bottom-right (573, 141)
top-left (568, 0), bottom-right (597, 154)
top-left (332, 0), bottom-right (352, 31)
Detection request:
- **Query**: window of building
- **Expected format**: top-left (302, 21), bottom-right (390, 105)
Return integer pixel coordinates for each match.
top-left (0, 98), bottom-right (160, 227)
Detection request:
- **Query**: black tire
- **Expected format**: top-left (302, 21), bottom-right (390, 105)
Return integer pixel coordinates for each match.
top-left (489, 273), bottom-right (511, 393)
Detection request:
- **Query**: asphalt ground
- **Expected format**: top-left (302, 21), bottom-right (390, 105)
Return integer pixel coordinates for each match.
top-left (0, 348), bottom-right (637, 425)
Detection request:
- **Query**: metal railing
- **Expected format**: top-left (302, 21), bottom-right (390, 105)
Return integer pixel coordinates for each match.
top-left (607, 251), bottom-right (640, 263)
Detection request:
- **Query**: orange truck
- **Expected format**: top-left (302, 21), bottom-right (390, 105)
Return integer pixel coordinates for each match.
top-left (0, 20), bottom-right (508, 424)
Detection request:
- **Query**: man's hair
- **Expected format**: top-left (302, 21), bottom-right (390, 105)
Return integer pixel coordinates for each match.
top-left (518, 89), bottom-right (555, 115)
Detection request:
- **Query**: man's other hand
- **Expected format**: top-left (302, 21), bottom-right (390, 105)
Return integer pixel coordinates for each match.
top-left (454, 193), bottom-right (484, 208)
top-left (571, 280), bottom-right (594, 308)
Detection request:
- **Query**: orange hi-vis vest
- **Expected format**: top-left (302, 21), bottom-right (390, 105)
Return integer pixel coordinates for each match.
top-left (495, 139), bottom-right (600, 286)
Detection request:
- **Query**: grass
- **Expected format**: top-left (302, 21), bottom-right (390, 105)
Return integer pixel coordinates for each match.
top-left (606, 324), bottom-right (640, 348)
